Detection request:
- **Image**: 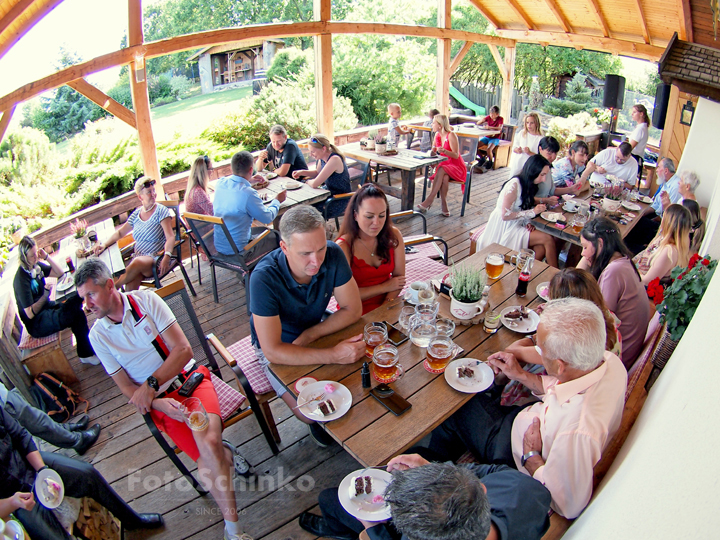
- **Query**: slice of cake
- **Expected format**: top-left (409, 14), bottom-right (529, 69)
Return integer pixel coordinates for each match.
top-left (314, 399), bottom-right (336, 417)
top-left (456, 365), bottom-right (475, 384)
top-left (350, 475), bottom-right (373, 498)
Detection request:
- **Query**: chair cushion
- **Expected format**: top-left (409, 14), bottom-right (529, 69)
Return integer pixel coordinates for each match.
top-left (18, 328), bottom-right (58, 350)
top-left (469, 224), bottom-right (487, 243)
top-left (404, 236), bottom-right (444, 261)
top-left (209, 372), bottom-right (247, 421)
top-left (226, 336), bottom-right (274, 394)
top-left (399, 257), bottom-right (449, 297)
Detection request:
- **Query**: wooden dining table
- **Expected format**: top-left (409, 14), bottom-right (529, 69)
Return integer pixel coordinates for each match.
top-left (530, 186), bottom-right (652, 246)
top-left (244, 175), bottom-right (330, 229)
top-left (339, 142), bottom-right (446, 211)
top-left (269, 243), bottom-right (558, 466)
top-left (412, 123), bottom-right (501, 140)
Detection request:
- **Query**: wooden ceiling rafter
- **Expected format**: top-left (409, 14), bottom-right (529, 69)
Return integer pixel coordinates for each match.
top-left (66, 78), bottom-right (136, 128)
top-left (0, 0), bottom-right (64, 60)
top-left (543, 0), bottom-right (573, 33)
top-left (678, 0), bottom-right (693, 42)
top-left (466, 0), bottom-right (502, 29)
top-left (585, 0), bottom-right (611, 37)
top-left (503, 0), bottom-right (538, 31)
top-left (632, 0), bottom-right (651, 44)
top-left (449, 41), bottom-right (474, 74)
top-left (0, 0), bottom-right (36, 35)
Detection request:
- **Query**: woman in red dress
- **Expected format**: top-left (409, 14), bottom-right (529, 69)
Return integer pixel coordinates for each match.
top-left (415, 114), bottom-right (467, 217)
top-left (336, 184), bottom-right (406, 314)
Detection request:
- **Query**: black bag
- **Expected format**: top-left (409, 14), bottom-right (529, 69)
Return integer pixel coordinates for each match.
top-left (30, 373), bottom-right (89, 423)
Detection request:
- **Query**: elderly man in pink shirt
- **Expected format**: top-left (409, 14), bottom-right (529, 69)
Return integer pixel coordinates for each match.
top-left (428, 297), bottom-right (627, 519)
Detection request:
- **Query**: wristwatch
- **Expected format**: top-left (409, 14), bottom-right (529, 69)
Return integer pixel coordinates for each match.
top-left (146, 375), bottom-right (159, 392)
top-left (521, 450), bottom-right (541, 468)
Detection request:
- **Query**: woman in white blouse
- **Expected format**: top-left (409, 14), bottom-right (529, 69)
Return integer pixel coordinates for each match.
top-left (628, 104), bottom-right (650, 180)
top-left (507, 112), bottom-right (543, 177)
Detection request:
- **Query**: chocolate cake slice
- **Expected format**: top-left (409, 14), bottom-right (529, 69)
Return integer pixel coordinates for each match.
top-left (350, 475), bottom-right (373, 497)
top-left (457, 365), bottom-right (475, 379)
top-left (315, 399), bottom-right (337, 417)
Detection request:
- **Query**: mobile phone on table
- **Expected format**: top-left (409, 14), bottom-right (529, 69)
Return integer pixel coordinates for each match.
top-left (370, 384), bottom-right (412, 416)
top-left (383, 321), bottom-right (409, 346)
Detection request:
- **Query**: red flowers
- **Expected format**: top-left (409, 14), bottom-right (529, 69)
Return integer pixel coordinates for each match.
top-left (646, 277), bottom-right (664, 305)
top-left (702, 258), bottom-right (710, 266)
top-left (689, 253), bottom-right (701, 269)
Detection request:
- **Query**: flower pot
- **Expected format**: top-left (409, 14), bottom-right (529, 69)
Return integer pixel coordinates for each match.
top-left (602, 197), bottom-right (621, 213)
top-left (449, 290), bottom-right (483, 320)
top-left (10, 228), bottom-right (25, 245)
top-left (376, 143), bottom-right (387, 154)
top-left (75, 234), bottom-right (91, 251)
top-left (601, 121), bottom-right (610, 131)
top-left (651, 329), bottom-right (679, 371)
top-left (366, 138), bottom-right (375, 150)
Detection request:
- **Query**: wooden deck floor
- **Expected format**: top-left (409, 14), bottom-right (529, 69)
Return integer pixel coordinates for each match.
top-left (45, 167), bottom-right (510, 540)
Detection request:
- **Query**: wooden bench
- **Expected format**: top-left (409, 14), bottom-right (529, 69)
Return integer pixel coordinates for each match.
top-left (19, 328), bottom-right (78, 384)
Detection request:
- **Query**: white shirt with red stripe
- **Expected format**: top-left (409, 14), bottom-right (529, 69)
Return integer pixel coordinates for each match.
top-left (89, 290), bottom-right (179, 394)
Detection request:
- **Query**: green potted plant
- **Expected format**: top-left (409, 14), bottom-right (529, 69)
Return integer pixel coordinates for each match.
top-left (449, 262), bottom-right (487, 320)
top-left (9, 217), bottom-right (26, 245)
top-left (366, 129), bottom-right (378, 150)
top-left (70, 217), bottom-right (90, 249)
top-left (375, 133), bottom-right (387, 154)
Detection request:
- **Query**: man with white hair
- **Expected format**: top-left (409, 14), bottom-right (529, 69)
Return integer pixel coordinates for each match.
top-left (428, 298), bottom-right (627, 519)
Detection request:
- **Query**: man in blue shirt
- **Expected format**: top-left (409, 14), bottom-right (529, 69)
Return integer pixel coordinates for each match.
top-left (213, 151), bottom-right (286, 255)
top-left (250, 206), bottom-right (365, 445)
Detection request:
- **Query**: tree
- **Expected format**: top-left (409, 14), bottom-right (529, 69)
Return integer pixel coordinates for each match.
top-left (543, 73), bottom-right (594, 117)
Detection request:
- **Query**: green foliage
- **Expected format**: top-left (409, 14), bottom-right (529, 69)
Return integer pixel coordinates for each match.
top-left (543, 73), bottom-right (595, 117)
top-left (546, 112), bottom-right (600, 155)
top-left (451, 260), bottom-right (487, 303)
top-left (0, 128), bottom-right (57, 187)
top-left (169, 75), bottom-right (193, 99)
top-left (267, 48), bottom-right (310, 83)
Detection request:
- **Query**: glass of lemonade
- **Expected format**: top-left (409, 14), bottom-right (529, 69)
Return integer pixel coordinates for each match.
top-left (181, 397), bottom-right (209, 432)
top-left (364, 322), bottom-right (388, 359)
top-left (485, 252), bottom-right (505, 280)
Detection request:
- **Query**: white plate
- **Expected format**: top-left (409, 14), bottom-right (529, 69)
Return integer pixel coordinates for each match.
top-left (540, 211), bottom-right (566, 223)
top-left (338, 468), bottom-right (393, 521)
top-left (55, 274), bottom-right (74, 292)
top-left (536, 281), bottom-right (550, 301)
top-left (283, 180), bottom-right (303, 190)
top-left (621, 201), bottom-right (641, 211)
top-left (445, 358), bottom-right (494, 393)
top-left (562, 205), bottom-right (578, 213)
top-left (35, 467), bottom-right (64, 509)
top-left (297, 381), bottom-right (352, 422)
top-left (640, 195), bottom-right (653, 204)
top-left (500, 306), bottom-right (540, 334)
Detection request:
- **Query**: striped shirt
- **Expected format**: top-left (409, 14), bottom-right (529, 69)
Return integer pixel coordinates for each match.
top-left (128, 203), bottom-right (174, 257)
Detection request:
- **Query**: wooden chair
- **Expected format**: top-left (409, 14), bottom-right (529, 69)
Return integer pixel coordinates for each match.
top-left (144, 280), bottom-right (281, 495)
top-left (450, 135), bottom-right (480, 217)
top-left (182, 213), bottom-right (279, 312)
top-left (477, 124), bottom-right (515, 170)
top-left (322, 161), bottom-right (371, 229)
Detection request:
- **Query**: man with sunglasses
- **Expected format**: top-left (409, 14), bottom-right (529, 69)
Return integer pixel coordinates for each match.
top-left (256, 124), bottom-right (308, 178)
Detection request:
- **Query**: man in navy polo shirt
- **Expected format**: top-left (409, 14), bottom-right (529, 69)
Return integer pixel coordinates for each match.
top-left (250, 205), bottom-right (365, 446)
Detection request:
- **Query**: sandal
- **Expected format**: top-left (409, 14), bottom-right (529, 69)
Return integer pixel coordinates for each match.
top-left (415, 204), bottom-right (428, 214)
top-left (441, 210), bottom-right (451, 217)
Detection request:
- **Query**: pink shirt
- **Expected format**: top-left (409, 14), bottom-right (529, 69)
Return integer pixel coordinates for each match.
top-left (511, 352), bottom-right (627, 519)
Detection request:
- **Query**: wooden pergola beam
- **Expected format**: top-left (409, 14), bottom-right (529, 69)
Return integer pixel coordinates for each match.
top-left (0, 0), bottom-right (64, 60)
top-left (466, 0), bottom-right (502, 29)
top-left (0, 106), bottom-right (16, 142)
top-left (314, 0), bottom-right (333, 137)
top-left (487, 44), bottom-right (508, 79)
top-left (500, 47), bottom-right (516, 121)
top-left (543, 0), bottom-right (573, 33)
top-left (436, 0), bottom-right (452, 115)
top-left (504, 0), bottom-right (537, 31)
top-left (585, 0), bottom-right (610, 38)
top-left (678, 0), bottom-right (693, 42)
top-left (495, 29), bottom-right (665, 61)
top-left (632, 0), bottom-right (651, 44)
top-left (0, 21), bottom-right (516, 112)
top-left (66, 79), bottom-right (137, 129)
top-left (449, 41), bottom-right (474, 75)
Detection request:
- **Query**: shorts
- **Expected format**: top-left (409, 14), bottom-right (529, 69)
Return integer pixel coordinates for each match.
top-left (149, 365), bottom-right (220, 462)
top-left (480, 137), bottom-right (501, 146)
top-left (254, 345), bottom-right (288, 397)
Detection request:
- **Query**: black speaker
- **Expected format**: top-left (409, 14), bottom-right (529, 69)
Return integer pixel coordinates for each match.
top-left (652, 83), bottom-right (672, 129)
top-left (603, 75), bottom-right (626, 109)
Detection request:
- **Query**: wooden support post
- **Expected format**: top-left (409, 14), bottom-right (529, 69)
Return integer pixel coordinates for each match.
top-left (67, 79), bottom-right (137, 128)
top-left (500, 46), bottom-right (516, 121)
top-left (128, 0), bottom-right (162, 193)
top-left (314, 0), bottom-right (333, 137)
top-left (0, 106), bottom-right (16, 144)
top-left (436, 0), bottom-right (452, 115)
top-left (449, 41), bottom-right (473, 75)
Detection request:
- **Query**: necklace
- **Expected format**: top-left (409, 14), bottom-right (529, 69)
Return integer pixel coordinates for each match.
top-left (357, 237), bottom-right (377, 257)
top-left (142, 202), bottom-right (157, 213)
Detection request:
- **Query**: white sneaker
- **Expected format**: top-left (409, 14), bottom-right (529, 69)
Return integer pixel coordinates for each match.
top-left (224, 532), bottom-right (253, 540)
top-left (79, 355), bottom-right (101, 365)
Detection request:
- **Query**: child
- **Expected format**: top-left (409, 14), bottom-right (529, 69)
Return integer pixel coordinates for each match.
top-left (552, 140), bottom-right (589, 188)
top-left (419, 108), bottom-right (440, 152)
top-left (387, 103), bottom-right (411, 148)
top-left (476, 105), bottom-right (504, 169)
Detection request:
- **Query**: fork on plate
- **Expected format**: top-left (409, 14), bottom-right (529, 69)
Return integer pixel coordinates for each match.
top-left (293, 392), bottom-right (326, 410)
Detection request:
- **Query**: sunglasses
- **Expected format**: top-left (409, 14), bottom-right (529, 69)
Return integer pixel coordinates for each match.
top-left (142, 180), bottom-right (156, 190)
top-left (310, 137), bottom-right (322, 145)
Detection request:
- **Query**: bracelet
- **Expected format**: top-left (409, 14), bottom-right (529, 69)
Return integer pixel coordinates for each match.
top-left (521, 450), bottom-right (541, 468)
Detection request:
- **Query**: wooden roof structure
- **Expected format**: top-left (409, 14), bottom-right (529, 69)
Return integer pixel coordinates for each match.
top-left (0, 0), bottom-right (716, 182)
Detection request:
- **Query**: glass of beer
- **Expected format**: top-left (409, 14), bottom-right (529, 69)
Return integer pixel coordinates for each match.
top-left (485, 252), bottom-right (504, 280)
top-left (425, 335), bottom-right (455, 373)
top-left (511, 249), bottom-right (535, 273)
top-left (364, 322), bottom-right (388, 359)
top-left (571, 214), bottom-right (587, 234)
top-left (372, 344), bottom-right (404, 383)
top-left (181, 397), bottom-right (209, 432)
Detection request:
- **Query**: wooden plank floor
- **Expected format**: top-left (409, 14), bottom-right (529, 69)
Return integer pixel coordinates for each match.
top-left (44, 167), bottom-right (510, 540)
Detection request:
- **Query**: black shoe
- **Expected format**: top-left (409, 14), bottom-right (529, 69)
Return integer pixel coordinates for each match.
top-left (74, 424), bottom-right (101, 455)
top-left (308, 422), bottom-right (335, 448)
top-left (483, 160), bottom-right (493, 170)
top-left (127, 513), bottom-right (164, 530)
top-left (66, 414), bottom-right (90, 432)
top-left (299, 512), bottom-right (356, 540)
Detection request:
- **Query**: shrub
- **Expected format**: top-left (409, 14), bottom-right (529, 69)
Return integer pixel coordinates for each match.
top-left (0, 128), bottom-right (57, 187)
top-left (546, 112), bottom-right (600, 155)
top-left (108, 84), bottom-right (134, 110)
top-left (169, 75), bottom-right (193, 99)
top-left (267, 48), bottom-right (311, 83)
top-left (543, 73), bottom-right (595, 118)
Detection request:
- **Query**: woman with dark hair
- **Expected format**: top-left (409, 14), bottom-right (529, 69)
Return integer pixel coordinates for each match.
top-left (13, 236), bottom-right (99, 364)
top-left (476, 154), bottom-right (559, 267)
top-left (683, 199), bottom-right (705, 254)
top-left (336, 184), bottom-right (406, 314)
top-left (184, 156), bottom-right (213, 215)
top-left (578, 217), bottom-right (649, 367)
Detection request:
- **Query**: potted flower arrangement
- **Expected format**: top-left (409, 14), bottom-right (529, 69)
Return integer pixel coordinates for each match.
top-left (70, 217), bottom-right (90, 250)
top-left (647, 253), bottom-right (717, 373)
top-left (602, 174), bottom-right (624, 212)
top-left (449, 262), bottom-right (487, 320)
top-left (375, 133), bottom-right (388, 154)
top-left (366, 129), bottom-right (377, 151)
top-left (9, 217), bottom-right (26, 245)
top-left (593, 108), bottom-right (612, 130)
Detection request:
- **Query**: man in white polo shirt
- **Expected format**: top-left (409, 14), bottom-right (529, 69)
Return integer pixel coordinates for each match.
top-left (579, 142), bottom-right (638, 189)
top-left (74, 259), bottom-right (252, 540)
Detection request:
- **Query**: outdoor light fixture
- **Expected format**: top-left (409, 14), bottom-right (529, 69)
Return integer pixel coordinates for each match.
top-left (134, 53), bottom-right (146, 83)
top-left (680, 100), bottom-right (695, 126)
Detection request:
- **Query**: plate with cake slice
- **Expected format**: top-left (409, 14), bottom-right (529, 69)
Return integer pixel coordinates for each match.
top-left (296, 380), bottom-right (352, 422)
top-left (444, 358), bottom-right (494, 393)
top-left (500, 305), bottom-right (540, 333)
top-left (338, 468), bottom-right (393, 521)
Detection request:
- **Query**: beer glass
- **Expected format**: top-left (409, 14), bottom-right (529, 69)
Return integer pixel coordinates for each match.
top-left (372, 344), bottom-right (404, 383)
top-left (425, 335), bottom-right (455, 373)
top-left (398, 306), bottom-right (416, 332)
top-left (409, 316), bottom-right (438, 348)
top-left (364, 322), bottom-right (388, 359)
top-left (435, 318), bottom-right (455, 338)
top-left (571, 214), bottom-right (588, 234)
top-left (511, 249), bottom-right (535, 273)
top-left (181, 397), bottom-right (209, 432)
top-left (415, 303), bottom-right (439, 322)
top-left (485, 252), bottom-right (504, 280)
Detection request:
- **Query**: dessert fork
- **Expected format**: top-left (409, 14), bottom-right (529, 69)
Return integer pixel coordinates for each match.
top-left (293, 392), bottom-right (326, 410)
